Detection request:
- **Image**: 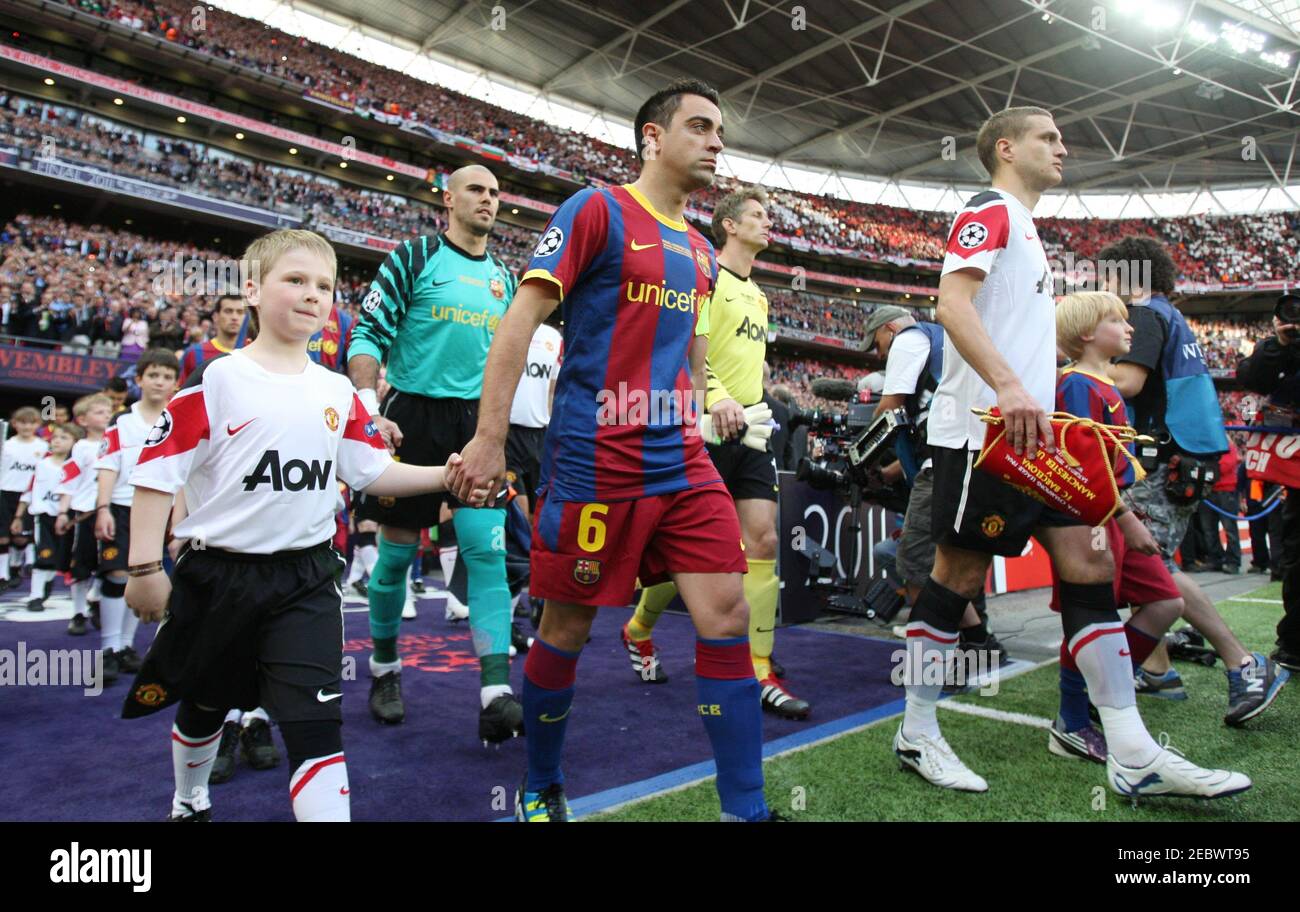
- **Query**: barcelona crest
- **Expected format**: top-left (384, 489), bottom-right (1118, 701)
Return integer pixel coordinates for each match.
top-left (573, 558), bottom-right (601, 585)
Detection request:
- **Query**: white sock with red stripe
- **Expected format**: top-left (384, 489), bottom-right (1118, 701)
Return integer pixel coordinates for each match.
top-left (901, 621), bottom-right (960, 740)
top-left (1069, 624), bottom-right (1160, 766)
top-left (901, 579), bottom-right (970, 741)
top-left (171, 723), bottom-right (223, 816)
top-left (289, 753), bottom-right (350, 822)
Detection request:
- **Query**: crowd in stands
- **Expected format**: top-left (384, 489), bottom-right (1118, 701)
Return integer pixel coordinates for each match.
top-left (41, 0), bottom-right (1300, 285)
top-left (1185, 316), bottom-right (1272, 371)
top-left (0, 213), bottom-right (377, 357)
top-left (768, 355), bottom-right (871, 411)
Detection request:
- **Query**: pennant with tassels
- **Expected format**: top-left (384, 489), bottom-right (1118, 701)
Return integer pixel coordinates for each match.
top-left (971, 407), bottom-right (1153, 527)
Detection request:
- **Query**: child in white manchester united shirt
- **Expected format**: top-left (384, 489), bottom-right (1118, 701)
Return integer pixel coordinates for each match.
top-left (122, 229), bottom-right (490, 822)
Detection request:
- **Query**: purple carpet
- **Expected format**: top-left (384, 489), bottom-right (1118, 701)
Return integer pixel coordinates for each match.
top-left (0, 577), bottom-right (902, 821)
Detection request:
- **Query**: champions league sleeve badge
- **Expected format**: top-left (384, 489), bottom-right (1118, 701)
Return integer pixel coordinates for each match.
top-left (535, 226), bottom-right (564, 258)
top-left (144, 411), bottom-right (172, 447)
top-left (957, 222), bottom-right (989, 249)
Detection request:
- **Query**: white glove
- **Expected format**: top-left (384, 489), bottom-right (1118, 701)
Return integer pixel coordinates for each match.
top-left (699, 403), bottom-right (774, 452)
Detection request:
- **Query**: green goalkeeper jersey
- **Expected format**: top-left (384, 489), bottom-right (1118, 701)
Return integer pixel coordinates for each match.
top-left (348, 234), bottom-right (517, 399)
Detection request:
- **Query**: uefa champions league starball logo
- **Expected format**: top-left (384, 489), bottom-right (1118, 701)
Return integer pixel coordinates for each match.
top-left (534, 226), bottom-right (564, 257)
top-left (144, 410), bottom-right (172, 447)
top-left (957, 222), bottom-right (988, 249)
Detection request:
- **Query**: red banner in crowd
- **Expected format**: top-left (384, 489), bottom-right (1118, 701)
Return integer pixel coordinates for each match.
top-left (1242, 431), bottom-right (1300, 487)
top-left (0, 346), bottom-right (120, 394)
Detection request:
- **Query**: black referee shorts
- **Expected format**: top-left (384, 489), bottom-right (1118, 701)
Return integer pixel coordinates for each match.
top-left (122, 541), bottom-right (346, 723)
top-left (930, 445), bottom-right (1079, 556)
top-left (505, 424), bottom-right (546, 501)
top-left (354, 390), bottom-right (478, 529)
top-left (706, 440), bottom-right (779, 503)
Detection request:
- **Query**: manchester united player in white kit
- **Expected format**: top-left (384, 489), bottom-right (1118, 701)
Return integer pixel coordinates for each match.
top-left (122, 229), bottom-right (489, 822)
top-left (895, 107), bottom-right (1249, 803)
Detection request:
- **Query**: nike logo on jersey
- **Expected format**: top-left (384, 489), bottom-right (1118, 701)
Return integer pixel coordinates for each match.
top-left (1025, 233), bottom-right (1035, 240)
top-left (226, 419), bottom-right (256, 436)
top-left (630, 240), bottom-right (658, 251)
top-left (316, 689), bottom-right (343, 703)
top-left (340, 786), bottom-right (350, 795)
top-left (538, 708), bottom-right (570, 723)
top-left (1119, 649), bottom-right (1131, 656)
top-left (1107, 401), bottom-right (1122, 413)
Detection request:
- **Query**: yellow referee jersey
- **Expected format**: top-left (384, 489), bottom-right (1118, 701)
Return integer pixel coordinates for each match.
top-left (702, 265), bottom-right (768, 409)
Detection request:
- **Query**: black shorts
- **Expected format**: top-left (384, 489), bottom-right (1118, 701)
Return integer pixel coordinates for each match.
top-left (0, 490), bottom-right (33, 540)
top-left (122, 541), bottom-right (346, 723)
top-left (354, 391), bottom-right (478, 529)
top-left (33, 514), bottom-right (72, 572)
top-left (505, 424), bottom-right (545, 501)
top-left (68, 513), bottom-right (99, 581)
top-left (930, 445), bottom-right (1078, 556)
top-left (353, 531), bottom-right (376, 548)
top-left (706, 441), bottom-right (779, 502)
top-left (98, 504), bottom-right (131, 573)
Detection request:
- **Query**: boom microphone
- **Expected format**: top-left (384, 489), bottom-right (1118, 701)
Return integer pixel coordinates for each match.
top-left (809, 377), bottom-right (859, 402)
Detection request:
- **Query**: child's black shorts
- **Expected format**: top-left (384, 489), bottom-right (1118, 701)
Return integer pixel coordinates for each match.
top-left (122, 541), bottom-right (347, 723)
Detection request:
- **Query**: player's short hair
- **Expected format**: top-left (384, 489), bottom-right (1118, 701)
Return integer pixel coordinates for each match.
top-left (212, 293), bottom-right (245, 320)
top-left (241, 229), bottom-right (336, 336)
top-left (105, 377), bottom-right (129, 394)
top-left (10, 406), bottom-right (39, 423)
top-left (51, 422), bottom-right (83, 440)
top-left (976, 106), bottom-right (1054, 177)
top-left (711, 186), bottom-right (768, 248)
top-left (633, 79), bottom-right (721, 164)
top-left (72, 393), bottom-right (113, 418)
top-left (136, 347), bottom-right (180, 380)
top-left (1095, 234), bottom-right (1177, 296)
top-left (1056, 291), bottom-right (1128, 361)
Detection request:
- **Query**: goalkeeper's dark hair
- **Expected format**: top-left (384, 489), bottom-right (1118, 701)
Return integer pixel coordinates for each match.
top-left (1095, 234), bottom-right (1177, 296)
top-left (634, 79), bottom-right (721, 164)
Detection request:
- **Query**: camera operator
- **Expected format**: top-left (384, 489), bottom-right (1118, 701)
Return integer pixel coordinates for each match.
top-left (1234, 292), bottom-right (1300, 671)
top-left (866, 305), bottom-right (1005, 665)
top-left (1102, 235), bottom-right (1290, 715)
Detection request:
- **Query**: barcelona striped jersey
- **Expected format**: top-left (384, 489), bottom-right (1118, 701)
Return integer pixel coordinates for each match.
top-left (522, 183), bottom-right (722, 503)
top-left (1057, 366), bottom-right (1138, 487)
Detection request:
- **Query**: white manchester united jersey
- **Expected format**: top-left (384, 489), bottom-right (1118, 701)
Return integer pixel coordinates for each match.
top-left (2, 436), bottom-right (48, 492)
top-left (131, 350), bottom-right (391, 553)
top-left (928, 188), bottom-right (1055, 450)
top-left (97, 403), bottom-right (158, 507)
top-left (22, 456), bottom-right (67, 516)
top-left (58, 438), bottom-right (103, 513)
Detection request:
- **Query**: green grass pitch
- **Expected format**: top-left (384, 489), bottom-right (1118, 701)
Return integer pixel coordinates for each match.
top-left (592, 582), bottom-right (1297, 822)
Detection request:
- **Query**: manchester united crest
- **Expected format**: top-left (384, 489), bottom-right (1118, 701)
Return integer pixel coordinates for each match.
top-left (324, 407), bottom-right (339, 432)
top-left (133, 683), bottom-right (167, 706)
top-left (980, 514), bottom-right (1006, 539)
top-left (695, 248), bottom-right (711, 275)
top-left (573, 558), bottom-right (601, 585)
top-left (490, 277), bottom-right (506, 300)
top-left (102, 546), bottom-right (119, 561)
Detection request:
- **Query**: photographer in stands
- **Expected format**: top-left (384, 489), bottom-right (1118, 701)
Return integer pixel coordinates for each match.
top-left (867, 305), bottom-right (1004, 666)
top-left (1102, 235), bottom-right (1289, 719)
top-left (1234, 292), bottom-right (1300, 672)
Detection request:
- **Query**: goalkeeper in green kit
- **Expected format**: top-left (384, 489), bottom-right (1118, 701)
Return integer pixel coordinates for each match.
top-left (348, 165), bottom-right (523, 744)
top-left (622, 186), bottom-right (809, 719)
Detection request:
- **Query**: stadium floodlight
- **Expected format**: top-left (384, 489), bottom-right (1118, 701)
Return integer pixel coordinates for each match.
top-left (1260, 50), bottom-right (1292, 68)
top-left (1221, 20), bottom-right (1266, 54)
top-left (1186, 20), bottom-right (1218, 45)
top-left (1140, 2), bottom-right (1182, 29)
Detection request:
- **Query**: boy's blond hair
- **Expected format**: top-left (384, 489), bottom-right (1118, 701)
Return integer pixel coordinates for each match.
top-left (72, 393), bottom-right (113, 419)
top-left (10, 406), bottom-right (40, 424)
top-left (241, 229), bottom-right (337, 336)
top-left (1056, 291), bottom-right (1128, 361)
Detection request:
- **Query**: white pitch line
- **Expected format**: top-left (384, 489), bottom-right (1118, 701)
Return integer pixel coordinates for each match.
top-left (938, 700), bottom-right (1054, 730)
top-left (1226, 597), bottom-right (1283, 604)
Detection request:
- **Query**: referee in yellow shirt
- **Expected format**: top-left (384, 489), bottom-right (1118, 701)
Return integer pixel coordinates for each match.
top-left (622, 186), bottom-right (810, 720)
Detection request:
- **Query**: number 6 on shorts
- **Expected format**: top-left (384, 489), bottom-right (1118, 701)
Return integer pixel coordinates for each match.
top-left (577, 503), bottom-right (608, 553)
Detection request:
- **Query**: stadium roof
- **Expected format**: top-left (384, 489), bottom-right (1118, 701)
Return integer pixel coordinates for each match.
top-left (218, 0), bottom-right (1300, 216)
